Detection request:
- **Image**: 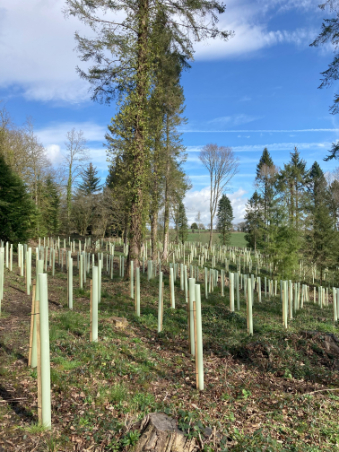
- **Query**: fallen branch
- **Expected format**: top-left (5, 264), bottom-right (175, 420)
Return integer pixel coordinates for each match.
top-left (0, 398), bottom-right (28, 403)
top-left (304, 388), bottom-right (339, 396)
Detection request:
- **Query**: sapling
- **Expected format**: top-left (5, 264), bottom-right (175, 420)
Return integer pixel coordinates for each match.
top-left (98, 257), bottom-right (102, 302)
top-left (80, 254), bottom-right (83, 289)
top-left (26, 247), bottom-right (32, 295)
top-left (91, 267), bottom-right (99, 342)
top-left (135, 266), bottom-right (140, 316)
top-left (194, 284), bottom-right (204, 390)
top-left (130, 261), bottom-right (134, 299)
top-left (247, 278), bottom-right (253, 336)
top-left (68, 257), bottom-right (73, 310)
top-left (230, 273), bottom-right (234, 312)
top-left (38, 273), bottom-right (51, 429)
top-left (221, 269), bottom-right (225, 296)
top-left (158, 271), bottom-right (163, 332)
top-left (333, 287), bottom-right (337, 322)
top-left (170, 267), bottom-right (175, 309)
top-left (189, 278), bottom-right (196, 355)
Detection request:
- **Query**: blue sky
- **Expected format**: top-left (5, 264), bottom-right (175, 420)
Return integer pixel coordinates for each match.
top-left (1, 0), bottom-right (339, 225)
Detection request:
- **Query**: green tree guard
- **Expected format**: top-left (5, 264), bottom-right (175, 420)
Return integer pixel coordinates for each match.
top-left (195, 284), bottom-right (204, 390)
top-left (333, 287), bottom-right (337, 322)
top-left (189, 278), bottom-right (196, 355)
top-left (136, 267), bottom-right (140, 317)
top-left (91, 267), bottom-right (99, 342)
top-left (130, 260), bottom-right (134, 299)
top-left (230, 272), bottom-right (234, 312)
top-left (158, 271), bottom-right (163, 332)
top-left (68, 257), bottom-right (73, 310)
top-left (38, 273), bottom-right (51, 429)
top-left (26, 247), bottom-right (32, 295)
top-left (170, 267), bottom-right (175, 309)
top-left (247, 278), bottom-right (253, 336)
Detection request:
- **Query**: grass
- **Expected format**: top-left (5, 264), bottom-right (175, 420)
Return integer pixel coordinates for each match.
top-left (0, 253), bottom-right (339, 451)
top-left (186, 231), bottom-right (248, 247)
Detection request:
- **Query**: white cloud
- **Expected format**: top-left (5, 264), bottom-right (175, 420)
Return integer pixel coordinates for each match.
top-left (0, 0), bottom-right (94, 103)
top-left (182, 128), bottom-right (339, 133)
top-left (36, 121), bottom-right (107, 145)
top-left (0, 0), bottom-right (323, 102)
top-left (195, 25), bottom-right (314, 60)
top-left (38, 121), bottom-right (109, 170)
top-left (185, 141), bottom-right (334, 154)
top-left (45, 144), bottom-right (62, 165)
top-left (184, 187), bottom-right (247, 224)
top-left (208, 114), bottom-right (260, 126)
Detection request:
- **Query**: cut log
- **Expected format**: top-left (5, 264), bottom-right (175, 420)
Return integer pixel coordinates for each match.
top-left (131, 413), bottom-right (198, 452)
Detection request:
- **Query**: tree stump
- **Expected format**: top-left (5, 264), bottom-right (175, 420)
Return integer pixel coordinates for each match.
top-left (131, 413), bottom-right (198, 452)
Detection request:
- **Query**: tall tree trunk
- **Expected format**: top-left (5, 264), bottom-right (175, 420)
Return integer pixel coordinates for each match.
top-left (67, 169), bottom-right (72, 234)
top-left (128, 0), bottom-right (149, 270)
top-left (209, 217), bottom-right (213, 249)
top-left (151, 135), bottom-right (160, 260)
top-left (151, 212), bottom-right (158, 260)
top-left (162, 116), bottom-right (170, 260)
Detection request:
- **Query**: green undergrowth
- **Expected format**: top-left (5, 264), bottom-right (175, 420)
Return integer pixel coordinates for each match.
top-left (1, 259), bottom-right (339, 451)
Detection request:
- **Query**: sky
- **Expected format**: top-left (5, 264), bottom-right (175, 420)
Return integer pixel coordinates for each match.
top-left (1, 0), bottom-right (339, 226)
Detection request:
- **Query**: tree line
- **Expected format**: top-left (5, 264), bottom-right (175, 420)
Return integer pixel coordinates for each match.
top-left (244, 147), bottom-right (339, 284)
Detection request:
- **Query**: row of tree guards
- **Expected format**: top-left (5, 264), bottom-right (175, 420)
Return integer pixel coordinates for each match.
top-left (1, 236), bottom-right (339, 429)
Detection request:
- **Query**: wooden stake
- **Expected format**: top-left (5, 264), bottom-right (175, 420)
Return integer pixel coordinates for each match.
top-left (187, 300), bottom-right (190, 353)
top-left (90, 280), bottom-right (93, 341)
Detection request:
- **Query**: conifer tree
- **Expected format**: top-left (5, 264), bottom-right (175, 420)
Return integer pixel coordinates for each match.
top-left (0, 154), bottom-right (36, 243)
top-left (244, 191), bottom-right (264, 250)
top-left (217, 194), bottom-right (234, 246)
top-left (78, 163), bottom-right (102, 195)
top-left (65, 0), bottom-right (232, 262)
top-left (174, 200), bottom-right (188, 244)
top-left (41, 176), bottom-right (60, 235)
top-left (278, 147), bottom-right (307, 231)
top-left (305, 162), bottom-right (337, 284)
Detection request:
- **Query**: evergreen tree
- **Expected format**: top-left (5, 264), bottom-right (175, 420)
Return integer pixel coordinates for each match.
top-left (174, 200), bottom-right (188, 244)
top-left (217, 194), bottom-right (234, 245)
top-left (78, 163), bottom-right (102, 195)
top-left (329, 178), bottom-right (339, 229)
top-left (41, 176), bottom-right (60, 235)
top-left (66, 0), bottom-right (232, 262)
top-left (0, 154), bottom-right (36, 243)
top-left (305, 162), bottom-right (337, 284)
top-left (244, 191), bottom-right (264, 250)
top-left (311, 2), bottom-right (339, 160)
top-left (255, 148), bottom-right (277, 245)
top-left (278, 147), bottom-right (308, 231)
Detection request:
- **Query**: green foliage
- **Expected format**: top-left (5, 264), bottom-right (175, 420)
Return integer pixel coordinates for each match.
top-left (174, 200), bottom-right (188, 244)
top-left (217, 194), bottom-right (234, 245)
top-left (40, 175), bottom-right (60, 235)
top-left (304, 161), bottom-right (338, 284)
top-left (77, 163), bottom-right (102, 195)
top-left (244, 191), bottom-right (263, 250)
top-left (66, 0), bottom-right (232, 259)
top-left (0, 154), bottom-right (36, 243)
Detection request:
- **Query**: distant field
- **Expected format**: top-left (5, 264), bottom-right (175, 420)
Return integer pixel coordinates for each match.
top-left (186, 231), bottom-right (248, 247)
